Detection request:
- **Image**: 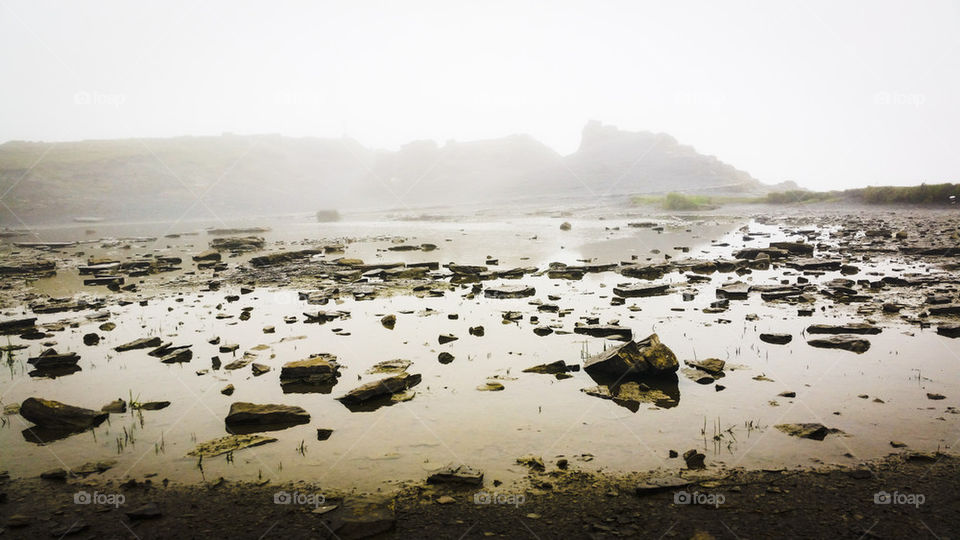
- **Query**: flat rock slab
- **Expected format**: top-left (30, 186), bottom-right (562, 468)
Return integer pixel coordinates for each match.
top-left (583, 334), bottom-right (678, 377)
top-left (483, 285), bottom-right (535, 299)
top-left (686, 358), bottom-right (725, 375)
top-left (775, 423), bottom-right (844, 441)
top-left (937, 324), bottom-right (960, 338)
top-left (759, 333), bottom-right (793, 345)
top-left (225, 402), bottom-right (310, 429)
top-left (187, 434), bottom-right (278, 457)
top-left (280, 354), bottom-right (341, 384)
top-left (573, 325), bottom-right (633, 340)
top-left (807, 323), bottom-right (881, 335)
top-left (716, 281), bottom-right (750, 299)
top-left (20, 397), bottom-right (108, 430)
top-left (366, 359), bottom-right (412, 374)
top-left (337, 373), bottom-right (422, 404)
top-left (807, 335), bottom-right (871, 353)
top-left (427, 463), bottom-right (484, 485)
top-left (613, 283), bottom-right (669, 298)
top-left (114, 337), bottom-right (162, 352)
top-left (635, 475), bottom-right (693, 495)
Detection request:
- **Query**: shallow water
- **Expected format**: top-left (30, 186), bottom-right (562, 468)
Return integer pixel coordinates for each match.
top-left (1, 214), bottom-right (958, 491)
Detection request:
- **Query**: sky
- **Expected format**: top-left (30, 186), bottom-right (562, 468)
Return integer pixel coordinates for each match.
top-left (1, 0), bottom-right (958, 190)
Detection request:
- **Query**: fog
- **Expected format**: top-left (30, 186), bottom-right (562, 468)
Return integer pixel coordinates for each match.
top-left (1, 0), bottom-right (958, 191)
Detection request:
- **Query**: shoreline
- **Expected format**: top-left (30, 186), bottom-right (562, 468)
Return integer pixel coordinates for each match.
top-left (1, 452), bottom-right (957, 538)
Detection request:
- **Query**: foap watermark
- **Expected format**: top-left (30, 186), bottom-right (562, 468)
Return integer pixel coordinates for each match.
top-left (873, 91), bottom-right (925, 108)
top-left (273, 490), bottom-right (325, 508)
top-left (874, 490), bottom-right (925, 508)
top-left (473, 491), bottom-right (525, 507)
top-left (73, 90), bottom-right (126, 108)
top-left (74, 490), bottom-right (125, 508)
top-left (674, 490), bottom-right (725, 508)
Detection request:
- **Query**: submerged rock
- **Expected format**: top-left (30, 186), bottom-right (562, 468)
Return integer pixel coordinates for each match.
top-left (483, 284), bottom-right (536, 299)
top-left (775, 423), bottom-right (842, 441)
top-left (806, 323), bottom-right (881, 335)
top-left (187, 433), bottom-right (278, 457)
top-left (583, 334), bottom-right (679, 377)
top-left (573, 324), bottom-right (632, 341)
top-left (20, 397), bottom-right (108, 430)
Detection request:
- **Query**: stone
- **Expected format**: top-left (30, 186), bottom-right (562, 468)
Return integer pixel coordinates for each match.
top-left (775, 423), bottom-right (842, 441)
top-left (192, 249), bottom-right (222, 262)
top-left (367, 359), bottom-right (412, 374)
top-left (438, 333), bottom-right (458, 344)
top-left (187, 434), bottom-right (278, 457)
top-left (469, 326), bottom-right (485, 336)
top-left (683, 449), bottom-right (706, 469)
top-left (438, 352), bottom-right (454, 364)
top-left (477, 381), bottom-right (505, 391)
top-left (436, 495), bottom-right (455, 505)
top-left (516, 455), bottom-right (545, 471)
top-left (82, 333), bottom-right (100, 346)
top-left (101, 399), bottom-right (127, 414)
top-left (337, 373), bottom-right (422, 404)
top-left (20, 397), bottom-right (108, 430)
top-left (806, 323), bottom-right (881, 335)
top-left (937, 324), bottom-right (960, 338)
top-left (114, 337), bottom-right (162, 352)
top-left (316, 428), bottom-right (334, 441)
top-left (26, 349), bottom-right (80, 370)
top-left (251, 363), bottom-right (271, 376)
top-left (583, 334), bottom-right (678, 377)
top-left (573, 325), bottom-right (632, 340)
top-left (280, 354), bottom-right (341, 385)
top-left (221, 384), bottom-right (235, 396)
top-left (807, 336), bottom-right (871, 353)
top-left (427, 463), bottom-right (484, 485)
top-left (484, 285), bottom-right (536, 299)
top-left (137, 401), bottom-right (171, 411)
top-left (613, 283), bottom-right (669, 298)
top-left (225, 402), bottom-right (310, 429)
top-left (523, 360), bottom-right (572, 375)
top-left (126, 502), bottom-right (162, 520)
top-left (760, 333), bottom-right (793, 345)
top-left (686, 358), bottom-right (725, 375)
top-left (380, 314), bottom-right (396, 329)
top-left (635, 476), bottom-right (691, 496)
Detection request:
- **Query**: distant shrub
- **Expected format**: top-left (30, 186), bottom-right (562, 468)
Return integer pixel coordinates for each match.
top-left (662, 192), bottom-right (711, 210)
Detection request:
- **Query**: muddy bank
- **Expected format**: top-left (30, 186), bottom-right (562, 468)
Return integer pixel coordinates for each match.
top-left (0, 453), bottom-right (957, 538)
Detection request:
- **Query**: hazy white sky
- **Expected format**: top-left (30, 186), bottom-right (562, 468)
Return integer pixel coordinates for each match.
top-left (1, 0), bottom-right (958, 189)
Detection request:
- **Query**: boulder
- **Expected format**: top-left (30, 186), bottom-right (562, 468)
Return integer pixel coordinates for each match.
top-left (583, 334), bottom-right (678, 377)
top-left (20, 397), bottom-right (108, 430)
top-left (280, 354), bottom-right (341, 385)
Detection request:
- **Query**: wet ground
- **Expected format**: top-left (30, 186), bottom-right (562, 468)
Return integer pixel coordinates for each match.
top-left (1, 204), bottom-right (959, 500)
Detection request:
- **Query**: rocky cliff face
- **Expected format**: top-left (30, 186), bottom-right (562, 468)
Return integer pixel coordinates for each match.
top-left (0, 122), bottom-right (766, 223)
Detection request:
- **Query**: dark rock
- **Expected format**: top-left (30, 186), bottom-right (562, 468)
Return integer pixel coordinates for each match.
top-left (523, 360), bottom-right (573, 374)
top-left (101, 399), bottom-right (127, 413)
top-left (760, 333), bottom-right (793, 345)
top-left (427, 463), bottom-right (484, 485)
top-left (82, 333), bottom-right (100, 346)
top-left (635, 476), bottom-right (691, 496)
top-left (381, 314), bottom-right (396, 329)
top-left (114, 337), bottom-right (162, 352)
top-left (225, 402), bottom-right (310, 430)
top-left (807, 335), bottom-right (871, 353)
top-left (317, 428), bottom-right (334, 441)
top-left (484, 285), bottom-right (536, 299)
top-left (613, 283), bottom-right (669, 298)
top-left (686, 358), bottom-right (724, 375)
top-left (438, 333), bottom-right (458, 344)
top-left (806, 323), bottom-right (881, 335)
top-left (683, 449), bottom-right (705, 469)
top-left (775, 423), bottom-right (842, 441)
top-left (937, 324), bottom-right (960, 338)
top-left (438, 352), bottom-right (454, 364)
top-left (337, 373), bottom-right (422, 404)
top-left (469, 326), bottom-right (485, 336)
top-left (20, 397), bottom-right (108, 430)
top-left (26, 349), bottom-right (79, 370)
top-left (126, 502), bottom-right (162, 520)
top-left (280, 354), bottom-right (341, 385)
top-left (583, 334), bottom-right (678, 377)
top-left (573, 324), bottom-right (632, 340)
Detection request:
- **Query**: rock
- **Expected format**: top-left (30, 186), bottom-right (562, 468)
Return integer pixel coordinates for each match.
top-left (367, 359), bottom-right (412, 374)
top-left (760, 333), bottom-right (793, 345)
top-left (573, 324), bottom-right (632, 340)
top-left (533, 326), bottom-right (553, 336)
top-left (775, 423), bottom-right (842, 441)
top-left (683, 449), bottom-right (705, 469)
top-left (20, 397), bottom-right (108, 430)
top-left (927, 393), bottom-right (946, 400)
top-left (436, 495), bottom-right (455, 505)
top-left (160, 348), bottom-right (193, 364)
top-left (380, 314), bottom-right (396, 329)
top-left (583, 334), bottom-right (678, 377)
top-left (337, 373), bottom-right (422, 404)
top-left (449, 264), bottom-right (487, 275)
top-left (263, 326), bottom-right (275, 334)
top-left (477, 381), bottom-right (505, 391)
top-left (427, 463), bottom-right (484, 485)
top-left (686, 358), bottom-right (725, 375)
top-left (716, 281), bottom-right (750, 300)
top-left (280, 354), bottom-right (341, 387)
top-left (635, 476), bottom-right (691, 496)
top-left (613, 283), bottom-right (669, 298)
top-left (484, 285), bottom-right (536, 299)
top-left (82, 333), bottom-right (100, 345)
top-left (210, 236), bottom-right (265, 252)
top-left (137, 401), bottom-right (170, 411)
top-left (769, 241), bottom-right (815, 255)
top-left (560, 221), bottom-right (572, 230)
top-left (225, 402), bottom-right (310, 430)
top-left (192, 249), bottom-right (222, 262)
top-left (438, 333), bottom-right (458, 344)
top-left (101, 399), bottom-right (127, 413)
top-left (114, 337), bottom-right (162, 352)
top-left (928, 304), bottom-right (960, 316)
top-left (807, 335), bottom-right (871, 353)
top-left (937, 324), bottom-right (960, 338)
top-left (26, 349), bottom-right (80, 370)
top-left (187, 434), bottom-right (278, 457)
top-left (219, 343), bottom-right (240, 353)
top-left (517, 455), bottom-right (545, 471)
top-left (317, 428), bottom-right (334, 441)
top-left (469, 326), bottom-right (485, 336)
top-left (249, 249), bottom-right (322, 267)
top-left (251, 363), bottom-right (271, 376)
top-left (523, 360), bottom-right (574, 374)
top-left (334, 497), bottom-right (396, 539)
top-left (221, 384), bottom-right (235, 396)
top-left (126, 502), bottom-right (162, 520)
top-left (778, 391), bottom-right (797, 398)
top-left (890, 441), bottom-right (907, 448)
top-left (40, 468), bottom-right (67, 480)
top-left (438, 352), bottom-right (454, 364)
top-left (806, 323), bottom-right (881, 335)
top-left (0, 317), bottom-right (37, 334)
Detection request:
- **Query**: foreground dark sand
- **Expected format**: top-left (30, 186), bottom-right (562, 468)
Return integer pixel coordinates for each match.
top-left (1, 452), bottom-right (958, 539)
